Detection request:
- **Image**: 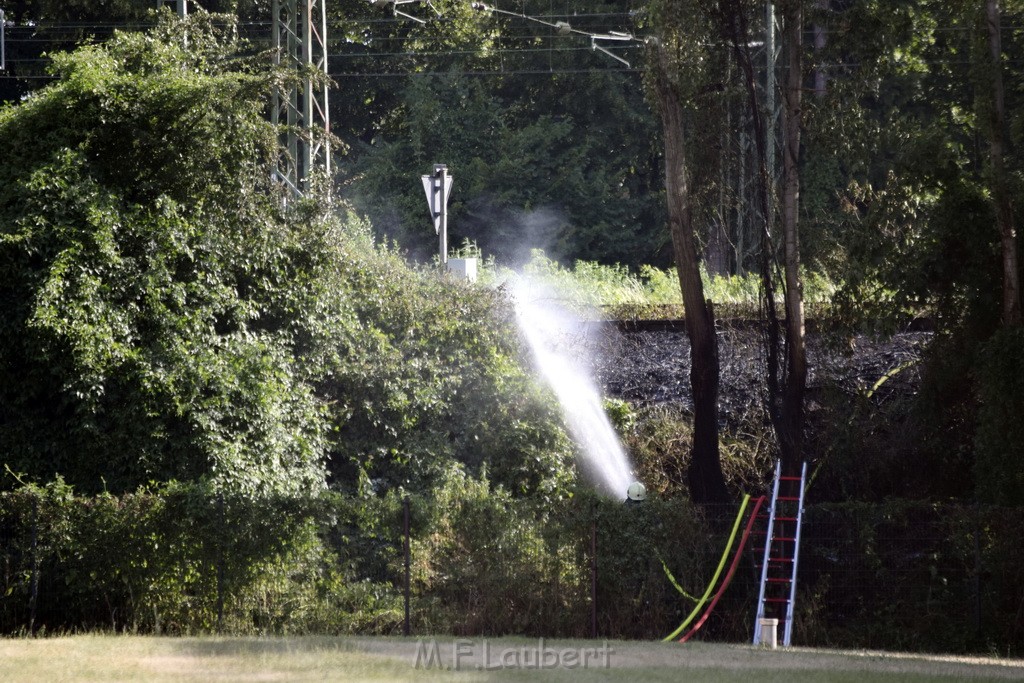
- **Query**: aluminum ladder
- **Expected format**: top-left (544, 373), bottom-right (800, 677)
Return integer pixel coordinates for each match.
top-left (752, 460), bottom-right (807, 647)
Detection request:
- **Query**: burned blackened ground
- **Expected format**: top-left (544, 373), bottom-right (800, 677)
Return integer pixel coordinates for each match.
top-left (575, 324), bottom-right (935, 499)
top-left (579, 324), bottom-right (929, 424)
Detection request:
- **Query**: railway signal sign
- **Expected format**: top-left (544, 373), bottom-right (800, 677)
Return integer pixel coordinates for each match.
top-left (421, 164), bottom-right (452, 263)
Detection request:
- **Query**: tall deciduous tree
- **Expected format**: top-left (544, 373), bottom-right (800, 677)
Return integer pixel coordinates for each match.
top-left (0, 13), bottom-right (328, 495)
top-left (794, 0), bottom-right (1024, 500)
top-left (715, 0), bottom-right (805, 474)
top-left (715, 0), bottom-right (784, 463)
top-left (984, 0), bottom-right (1022, 327)
top-left (646, 0), bottom-right (730, 505)
top-left (779, 0), bottom-right (808, 471)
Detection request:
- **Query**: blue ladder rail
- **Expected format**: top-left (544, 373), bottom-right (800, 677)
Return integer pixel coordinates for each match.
top-left (752, 461), bottom-right (780, 645)
top-left (783, 461), bottom-right (808, 647)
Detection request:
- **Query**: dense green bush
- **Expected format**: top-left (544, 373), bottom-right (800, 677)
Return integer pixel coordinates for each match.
top-left (307, 228), bottom-right (576, 499)
top-left (2, 483), bottom-right (1021, 654)
top-left (406, 468), bottom-right (749, 640)
top-left (0, 481), bottom-right (411, 635)
top-left (0, 16), bottom-right (326, 495)
top-left (410, 465), bottom-right (588, 636)
top-left (0, 479), bottom-right (746, 640)
top-left (0, 14), bottom-right (578, 503)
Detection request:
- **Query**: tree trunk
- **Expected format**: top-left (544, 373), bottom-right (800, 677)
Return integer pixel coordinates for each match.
top-left (986, 0), bottom-right (1022, 327)
top-left (813, 0), bottom-right (828, 98)
top-left (780, 0), bottom-right (807, 473)
top-left (653, 48), bottom-right (730, 505)
top-left (719, 0), bottom-right (784, 439)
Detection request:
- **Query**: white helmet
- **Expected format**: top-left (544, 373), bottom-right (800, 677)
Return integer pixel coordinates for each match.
top-left (626, 481), bottom-right (647, 501)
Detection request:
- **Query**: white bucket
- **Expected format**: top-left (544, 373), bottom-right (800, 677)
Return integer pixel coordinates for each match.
top-left (758, 618), bottom-right (779, 649)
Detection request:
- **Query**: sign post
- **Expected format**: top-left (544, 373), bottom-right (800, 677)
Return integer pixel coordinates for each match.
top-left (421, 164), bottom-right (453, 264)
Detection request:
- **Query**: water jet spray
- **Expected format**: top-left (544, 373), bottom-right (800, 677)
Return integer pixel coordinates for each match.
top-left (510, 277), bottom-right (635, 497)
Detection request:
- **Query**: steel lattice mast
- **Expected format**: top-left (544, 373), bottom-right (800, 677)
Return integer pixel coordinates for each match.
top-left (271, 0), bottom-right (330, 196)
top-left (158, 1), bottom-right (330, 195)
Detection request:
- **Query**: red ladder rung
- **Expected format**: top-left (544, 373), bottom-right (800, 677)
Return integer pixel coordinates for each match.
top-left (772, 536), bottom-right (796, 542)
top-left (764, 598), bottom-right (790, 603)
top-left (774, 516), bottom-right (798, 522)
top-left (766, 578), bottom-right (792, 583)
top-left (777, 496), bottom-right (800, 501)
top-left (768, 558), bottom-right (793, 563)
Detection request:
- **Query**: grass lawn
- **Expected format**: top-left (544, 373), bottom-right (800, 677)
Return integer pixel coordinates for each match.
top-left (0, 635), bottom-right (1021, 682)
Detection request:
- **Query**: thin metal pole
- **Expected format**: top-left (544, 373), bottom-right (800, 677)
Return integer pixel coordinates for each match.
top-left (765, 0), bottom-right (776, 188)
top-left (403, 496), bottom-right (411, 637)
top-left (1, 10), bottom-right (6, 72)
top-left (737, 128), bottom-right (747, 275)
top-left (438, 166), bottom-right (449, 264)
top-left (972, 503), bottom-right (983, 635)
top-left (28, 497), bottom-right (39, 634)
top-left (302, 0), bottom-right (314, 190)
top-left (156, 0), bottom-right (187, 16)
top-left (319, 0), bottom-right (331, 178)
top-left (216, 493), bottom-right (225, 632)
top-left (590, 519), bottom-right (597, 638)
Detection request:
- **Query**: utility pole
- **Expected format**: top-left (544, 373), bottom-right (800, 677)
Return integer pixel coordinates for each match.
top-left (271, 0), bottom-right (331, 196)
top-left (1, 10), bottom-right (6, 72)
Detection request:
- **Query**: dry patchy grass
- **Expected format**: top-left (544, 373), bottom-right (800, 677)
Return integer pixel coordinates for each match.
top-left (0, 635), bottom-right (1021, 682)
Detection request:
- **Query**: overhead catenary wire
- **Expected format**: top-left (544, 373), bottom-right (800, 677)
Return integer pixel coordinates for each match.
top-left (2, 7), bottom-right (1020, 79)
top-left (6, 55), bottom-right (1019, 78)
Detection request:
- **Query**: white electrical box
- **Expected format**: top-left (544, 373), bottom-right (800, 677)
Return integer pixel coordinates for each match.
top-left (447, 257), bottom-right (478, 283)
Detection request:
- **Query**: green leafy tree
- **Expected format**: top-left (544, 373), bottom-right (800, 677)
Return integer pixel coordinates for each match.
top-left (801, 0), bottom-right (1024, 500)
top-left (777, 0), bottom-right (809, 475)
top-left (0, 13), bottom-right (328, 495)
top-left (643, 0), bottom-right (730, 504)
top-left (1, 11), bottom-right (577, 500)
top-left (336, 0), bottom-right (665, 268)
top-left (983, 0), bottom-right (1022, 326)
top-left (0, 1), bottom-right (150, 104)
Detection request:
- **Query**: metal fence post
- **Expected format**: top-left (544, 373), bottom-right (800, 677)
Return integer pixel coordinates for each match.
top-left (216, 492), bottom-right (225, 632)
top-left (590, 518), bottom-right (597, 639)
top-left (972, 504), bottom-right (983, 635)
top-left (28, 497), bottom-right (39, 634)
top-left (403, 496), bottom-right (411, 637)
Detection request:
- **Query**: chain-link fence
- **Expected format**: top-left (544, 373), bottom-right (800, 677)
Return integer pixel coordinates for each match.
top-left (1, 485), bottom-right (1021, 655)
top-left (797, 502), bottom-right (1024, 654)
